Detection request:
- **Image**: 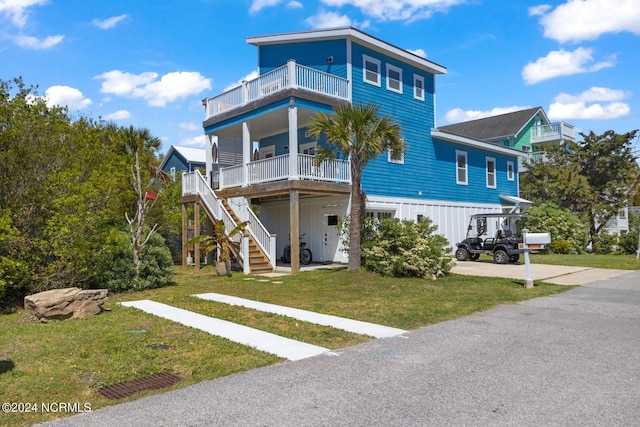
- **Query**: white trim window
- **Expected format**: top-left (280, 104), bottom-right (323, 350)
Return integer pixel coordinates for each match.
top-left (386, 63), bottom-right (403, 94)
top-left (507, 161), bottom-right (515, 181)
top-left (363, 55), bottom-right (381, 86)
top-left (486, 157), bottom-right (496, 189)
top-left (388, 142), bottom-right (404, 164)
top-left (456, 150), bottom-right (468, 185)
top-left (414, 74), bottom-right (424, 100)
top-left (300, 141), bottom-right (317, 155)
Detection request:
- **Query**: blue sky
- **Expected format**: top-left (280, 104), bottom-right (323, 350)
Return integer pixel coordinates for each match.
top-left (2, 0), bottom-right (639, 155)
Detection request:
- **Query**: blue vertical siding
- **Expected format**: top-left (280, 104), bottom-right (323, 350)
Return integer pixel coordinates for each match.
top-left (259, 40), bottom-right (348, 78)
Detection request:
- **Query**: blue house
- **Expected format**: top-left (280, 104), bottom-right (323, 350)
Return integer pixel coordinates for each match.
top-left (160, 145), bottom-right (206, 181)
top-left (181, 27), bottom-right (526, 273)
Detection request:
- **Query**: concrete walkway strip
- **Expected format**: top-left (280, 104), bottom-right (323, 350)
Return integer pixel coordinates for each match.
top-left (119, 300), bottom-right (329, 361)
top-left (194, 293), bottom-right (407, 339)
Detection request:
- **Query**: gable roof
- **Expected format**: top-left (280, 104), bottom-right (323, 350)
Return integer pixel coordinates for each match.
top-left (159, 145), bottom-right (206, 171)
top-left (437, 107), bottom-right (547, 142)
top-left (246, 27), bottom-right (447, 75)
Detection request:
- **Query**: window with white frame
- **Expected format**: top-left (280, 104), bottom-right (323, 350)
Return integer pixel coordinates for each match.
top-left (170, 167), bottom-right (176, 182)
top-left (300, 141), bottom-right (317, 155)
top-left (363, 55), bottom-right (381, 86)
top-left (507, 161), bottom-right (514, 181)
top-left (386, 64), bottom-right (403, 93)
top-left (456, 150), bottom-right (468, 185)
top-left (388, 139), bottom-right (404, 164)
top-left (486, 157), bottom-right (496, 188)
top-left (414, 74), bottom-right (424, 100)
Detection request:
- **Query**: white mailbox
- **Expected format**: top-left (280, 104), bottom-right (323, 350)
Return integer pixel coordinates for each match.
top-left (523, 232), bottom-right (551, 249)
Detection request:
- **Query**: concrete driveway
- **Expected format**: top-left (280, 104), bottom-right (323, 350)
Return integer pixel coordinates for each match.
top-left (451, 259), bottom-right (632, 285)
top-left (40, 269), bottom-right (640, 427)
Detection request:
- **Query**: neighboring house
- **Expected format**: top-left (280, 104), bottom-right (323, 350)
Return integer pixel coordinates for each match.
top-left (160, 145), bottom-right (206, 181)
top-left (181, 27), bottom-right (527, 273)
top-left (437, 107), bottom-right (576, 169)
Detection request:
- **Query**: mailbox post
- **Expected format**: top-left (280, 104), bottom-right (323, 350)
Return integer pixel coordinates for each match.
top-left (520, 230), bottom-right (551, 289)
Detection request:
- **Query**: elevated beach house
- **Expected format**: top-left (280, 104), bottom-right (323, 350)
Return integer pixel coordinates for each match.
top-left (181, 27), bottom-right (526, 273)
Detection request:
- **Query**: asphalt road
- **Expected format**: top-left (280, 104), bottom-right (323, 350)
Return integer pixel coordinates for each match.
top-left (40, 269), bottom-right (640, 427)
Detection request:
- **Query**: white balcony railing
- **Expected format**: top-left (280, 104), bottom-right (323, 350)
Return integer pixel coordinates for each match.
top-left (218, 154), bottom-right (351, 190)
top-left (531, 122), bottom-right (576, 144)
top-left (203, 60), bottom-right (349, 121)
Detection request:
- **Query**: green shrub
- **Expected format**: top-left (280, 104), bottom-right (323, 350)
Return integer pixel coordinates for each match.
top-left (520, 203), bottom-right (588, 254)
top-left (618, 230), bottom-right (639, 255)
top-left (95, 228), bottom-right (174, 292)
top-left (593, 232), bottom-right (618, 254)
top-left (549, 240), bottom-right (573, 254)
top-left (361, 217), bottom-right (453, 278)
top-left (0, 210), bottom-right (29, 308)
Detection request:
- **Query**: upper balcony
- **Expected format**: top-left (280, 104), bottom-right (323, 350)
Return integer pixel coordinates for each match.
top-left (531, 121), bottom-right (576, 145)
top-left (203, 60), bottom-right (350, 122)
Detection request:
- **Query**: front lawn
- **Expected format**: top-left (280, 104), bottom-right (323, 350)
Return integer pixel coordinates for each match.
top-left (529, 253), bottom-right (640, 270)
top-left (0, 267), bottom-right (570, 426)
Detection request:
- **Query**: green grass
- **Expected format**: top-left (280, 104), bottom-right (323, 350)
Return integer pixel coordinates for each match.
top-left (1, 267), bottom-right (571, 426)
top-left (529, 253), bottom-right (640, 270)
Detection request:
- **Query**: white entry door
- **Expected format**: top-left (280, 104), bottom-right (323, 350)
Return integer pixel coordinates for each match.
top-left (323, 213), bottom-right (340, 262)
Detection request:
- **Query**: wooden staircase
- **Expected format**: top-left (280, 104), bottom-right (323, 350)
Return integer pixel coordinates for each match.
top-left (220, 199), bottom-right (273, 274)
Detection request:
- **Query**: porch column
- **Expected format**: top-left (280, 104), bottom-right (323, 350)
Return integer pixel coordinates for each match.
top-left (181, 203), bottom-right (188, 267)
top-left (242, 121), bottom-right (251, 187)
top-left (288, 106), bottom-right (299, 180)
top-left (194, 202), bottom-right (200, 271)
top-left (290, 189), bottom-right (300, 274)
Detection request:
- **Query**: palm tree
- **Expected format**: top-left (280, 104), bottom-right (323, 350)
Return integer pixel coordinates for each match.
top-left (308, 102), bottom-right (404, 270)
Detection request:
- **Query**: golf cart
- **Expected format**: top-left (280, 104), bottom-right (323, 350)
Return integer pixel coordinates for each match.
top-left (455, 213), bottom-right (529, 264)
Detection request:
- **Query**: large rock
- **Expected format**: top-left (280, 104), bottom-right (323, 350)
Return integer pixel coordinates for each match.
top-left (24, 288), bottom-right (109, 322)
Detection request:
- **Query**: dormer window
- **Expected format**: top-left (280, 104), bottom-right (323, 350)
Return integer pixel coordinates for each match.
top-left (363, 55), bottom-right (381, 86)
top-left (386, 64), bottom-right (402, 94)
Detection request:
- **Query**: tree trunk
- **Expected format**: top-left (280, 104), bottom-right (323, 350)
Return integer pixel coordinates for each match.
top-left (348, 174), bottom-right (362, 270)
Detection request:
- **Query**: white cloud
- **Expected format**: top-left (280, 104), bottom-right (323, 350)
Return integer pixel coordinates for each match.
top-left (180, 134), bottom-right (206, 147)
top-left (305, 10), bottom-right (353, 29)
top-left (443, 106), bottom-right (532, 124)
top-left (320, 0), bottom-right (465, 22)
top-left (13, 34), bottom-right (63, 49)
top-left (522, 47), bottom-right (615, 85)
top-left (548, 86), bottom-right (631, 120)
top-left (103, 110), bottom-right (131, 120)
top-left (179, 121), bottom-right (200, 131)
top-left (249, 0), bottom-right (284, 13)
top-left (533, 0), bottom-right (640, 43)
top-left (44, 85), bottom-right (92, 110)
top-left (528, 4), bottom-right (551, 16)
top-left (92, 14), bottom-right (129, 29)
top-left (0, 0), bottom-right (47, 28)
top-left (287, 0), bottom-right (303, 9)
top-left (408, 48), bottom-right (427, 58)
top-left (95, 70), bottom-right (212, 107)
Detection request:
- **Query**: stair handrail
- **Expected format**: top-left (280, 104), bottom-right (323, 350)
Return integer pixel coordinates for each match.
top-left (182, 170), bottom-right (274, 268)
top-left (246, 206), bottom-right (276, 266)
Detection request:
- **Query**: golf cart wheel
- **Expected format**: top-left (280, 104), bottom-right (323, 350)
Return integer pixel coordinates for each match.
top-left (469, 253), bottom-right (480, 261)
top-left (301, 248), bottom-right (312, 265)
top-left (455, 247), bottom-right (470, 261)
top-left (508, 254), bottom-right (520, 263)
top-left (493, 250), bottom-right (509, 264)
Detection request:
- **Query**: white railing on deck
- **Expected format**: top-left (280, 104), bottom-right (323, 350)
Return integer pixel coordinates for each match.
top-left (182, 170), bottom-right (276, 269)
top-left (249, 155), bottom-right (290, 184)
top-left (531, 122), bottom-right (575, 143)
top-left (221, 165), bottom-right (243, 189)
top-left (218, 154), bottom-right (351, 189)
top-left (298, 154), bottom-right (351, 183)
top-left (203, 60), bottom-right (349, 121)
